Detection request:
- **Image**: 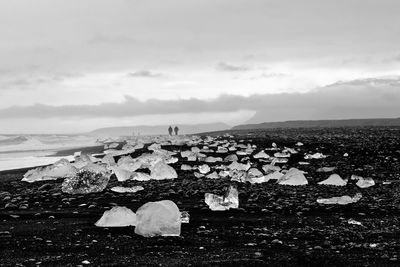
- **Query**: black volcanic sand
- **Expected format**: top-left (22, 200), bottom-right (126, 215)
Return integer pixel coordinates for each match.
top-left (1, 127), bottom-right (400, 266)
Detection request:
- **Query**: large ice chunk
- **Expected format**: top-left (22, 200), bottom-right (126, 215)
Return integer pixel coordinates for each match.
top-left (277, 168), bottom-right (308, 186)
top-left (95, 206), bottom-right (136, 227)
top-left (22, 159), bottom-right (77, 183)
top-left (135, 200), bottom-right (181, 237)
top-left (205, 185), bottom-right (239, 211)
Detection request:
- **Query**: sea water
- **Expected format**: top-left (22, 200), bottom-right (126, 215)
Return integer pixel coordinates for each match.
top-left (0, 135), bottom-right (99, 171)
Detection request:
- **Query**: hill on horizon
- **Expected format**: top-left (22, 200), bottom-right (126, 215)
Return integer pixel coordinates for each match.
top-left (232, 117), bottom-right (400, 130)
top-left (89, 122), bottom-right (230, 137)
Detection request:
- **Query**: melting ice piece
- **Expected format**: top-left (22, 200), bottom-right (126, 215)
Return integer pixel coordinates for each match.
top-left (22, 159), bottom-right (77, 183)
top-left (277, 168), bottom-right (308, 186)
top-left (150, 162), bottom-right (178, 180)
top-left (135, 200), bottom-right (181, 237)
top-left (318, 174), bottom-right (347, 186)
top-left (317, 193), bottom-right (362, 205)
top-left (204, 185), bottom-right (239, 211)
top-left (61, 169), bottom-right (110, 194)
top-left (111, 186), bottom-right (144, 193)
top-left (352, 175), bottom-right (375, 188)
top-left (95, 206), bottom-right (137, 227)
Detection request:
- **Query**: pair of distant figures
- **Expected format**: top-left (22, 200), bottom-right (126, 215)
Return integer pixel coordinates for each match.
top-left (168, 126), bottom-right (179, 136)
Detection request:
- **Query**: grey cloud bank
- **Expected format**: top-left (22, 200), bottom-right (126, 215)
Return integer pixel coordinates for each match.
top-left (1, 78), bottom-right (399, 123)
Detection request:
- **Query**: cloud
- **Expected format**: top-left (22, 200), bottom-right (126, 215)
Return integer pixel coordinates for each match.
top-left (0, 77), bottom-right (399, 121)
top-left (216, 62), bottom-right (251, 72)
top-left (126, 70), bottom-right (163, 78)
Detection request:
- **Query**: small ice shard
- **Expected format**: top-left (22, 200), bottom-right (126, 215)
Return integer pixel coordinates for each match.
top-left (111, 166), bottom-right (134, 182)
top-left (262, 164), bottom-right (281, 173)
top-left (194, 172), bottom-right (204, 178)
top-left (205, 156), bottom-right (222, 163)
top-left (272, 142), bottom-right (277, 148)
top-left (304, 153), bottom-right (327, 159)
top-left (198, 164), bottom-right (211, 174)
top-left (298, 161), bottom-right (310, 165)
top-left (348, 218), bottom-right (362, 226)
top-left (353, 175), bottom-right (375, 188)
top-left (148, 143), bottom-right (161, 151)
top-left (284, 147), bottom-right (298, 154)
top-left (224, 154), bottom-right (239, 162)
top-left (216, 147), bottom-right (228, 153)
top-left (22, 159), bottom-right (77, 183)
top-left (296, 142), bottom-right (304, 146)
top-left (277, 168), bottom-right (308, 186)
top-left (181, 150), bottom-right (191, 158)
top-left (343, 153), bottom-right (349, 157)
top-left (271, 158), bottom-right (288, 165)
top-left (135, 200), bottom-right (181, 237)
top-left (191, 147), bottom-right (201, 153)
top-left (150, 162), bottom-right (178, 180)
top-left (236, 151), bottom-right (248, 156)
top-left (264, 170), bottom-right (283, 181)
top-left (228, 161), bottom-right (250, 171)
top-left (274, 152), bottom-right (291, 158)
top-left (131, 172), bottom-right (152, 181)
top-left (206, 171), bottom-right (220, 179)
top-left (318, 174), bottom-right (347, 186)
top-left (62, 169), bottom-right (110, 194)
top-left (253, 151), bottom-right (270, 159)
top-left (81, 162), bottom-right (108, 174)
top-left (230, 170), bottom-right (247, 182)
top-left (117, 156), bottom-right (142, 172)
top-left (95, 206), bottom-right (136, 227)
top-left (317, 193), bottom-right (362, 205)
top-left (247, 168), bottom-right (263, 178)
top-left (205, 185), bottom-right (239, 211)
top-left (72, 154), bottom-right (99, 169)
top-left (316, 167), bottom-right (336, 172)
top-left (181, 164), bottom-right (193, 171)
top-left (101, 154), bottom-right (116, 166)
top-left (180, 211), bottom-right (190, 223)
top-left (111, 186), bottom-right (144, 193)
top-left (218, 170), bottom-right (230, 178)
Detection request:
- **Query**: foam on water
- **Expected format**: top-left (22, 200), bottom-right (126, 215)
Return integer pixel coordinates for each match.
top-left (0, 154), bottom-right (75, 171)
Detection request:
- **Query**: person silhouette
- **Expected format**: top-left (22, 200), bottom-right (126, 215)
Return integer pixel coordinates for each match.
top-left (174, 126), bottom-right (179, 135)
top-left (168, 126), bottom-right (173, 136)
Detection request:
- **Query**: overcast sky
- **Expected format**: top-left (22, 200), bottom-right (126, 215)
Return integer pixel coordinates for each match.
top-left (1, 0), bottom-right (400, 133)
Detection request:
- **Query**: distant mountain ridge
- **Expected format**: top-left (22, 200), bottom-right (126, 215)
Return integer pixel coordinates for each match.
top-left (232, 118), bottom-right (400, 130)
top-left (90, 122), bottom-right (230, 137)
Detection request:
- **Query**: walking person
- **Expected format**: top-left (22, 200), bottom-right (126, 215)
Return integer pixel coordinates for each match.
top-left (168, 126), bottom-right (173, 136)
top-left (174, 126), bottom-right (179, 135)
